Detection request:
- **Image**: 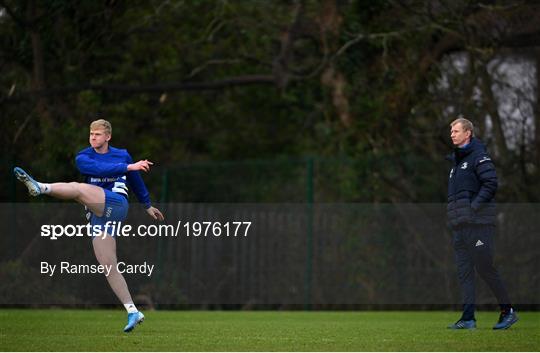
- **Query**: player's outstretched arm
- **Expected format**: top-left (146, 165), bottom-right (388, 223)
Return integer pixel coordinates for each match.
top-left (126, 158), bottom-right (165, 221)
top-left (127, 159), bottom-right (154, 172)
top-left (76, 153), bottom-right (129, 177)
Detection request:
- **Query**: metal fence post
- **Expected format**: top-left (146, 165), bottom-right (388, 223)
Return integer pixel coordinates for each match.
top-left (155, 167), bottom-right (168, 307)
top-left (10, 156), bottom-right (17, 259)
top-left (304, 157), bottom-right (314, 310)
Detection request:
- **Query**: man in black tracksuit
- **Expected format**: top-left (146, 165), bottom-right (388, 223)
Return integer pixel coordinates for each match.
top-left (446, 117), bottom-right (518, 330)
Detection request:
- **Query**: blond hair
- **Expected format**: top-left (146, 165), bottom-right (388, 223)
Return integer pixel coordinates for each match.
top-left (450, 117), bottom-right (474, 136)
top-left (90, 119), bottom-right (112, 135)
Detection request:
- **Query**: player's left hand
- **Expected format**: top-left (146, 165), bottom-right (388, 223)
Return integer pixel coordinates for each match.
top-left (146, 206), bottom-right (165, 221)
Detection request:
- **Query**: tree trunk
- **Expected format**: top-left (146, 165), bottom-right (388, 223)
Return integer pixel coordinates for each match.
top-left (478, 61), bottom-right (510, 163)
top-left (27, 0), bottom-right (51, 124)
top-left (319, 0), bottom-right (351, 128)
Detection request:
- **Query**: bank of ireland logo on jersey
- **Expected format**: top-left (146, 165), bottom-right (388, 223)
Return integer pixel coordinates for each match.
top-left (461, 162), bottom-right (468, 169)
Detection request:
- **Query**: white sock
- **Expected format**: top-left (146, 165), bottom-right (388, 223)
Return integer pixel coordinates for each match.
top-left (124, 303), bottom-right (138, 313)
top-left (38, 183), bottom-right (52, 194)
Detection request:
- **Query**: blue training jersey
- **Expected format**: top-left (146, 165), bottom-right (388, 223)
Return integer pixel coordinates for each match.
top-left (75, 146), bottom-right (151, 209)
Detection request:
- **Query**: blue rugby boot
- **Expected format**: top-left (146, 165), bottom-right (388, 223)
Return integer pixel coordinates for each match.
top-left (123, 311), bottom-right (144, 332)
top-left (448, 319), bottom-right (476, 329)
top-left (13, 167), bottom-right (41, 196)
top-left (493, 309), bottom-right (518, 330)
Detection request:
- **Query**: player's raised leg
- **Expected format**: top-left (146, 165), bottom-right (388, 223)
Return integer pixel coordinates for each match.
top-left (93, 234), bottom-right (144, 332)
top-left (14, 167), bottom-right (105, 216)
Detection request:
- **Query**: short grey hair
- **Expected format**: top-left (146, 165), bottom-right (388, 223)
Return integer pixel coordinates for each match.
top-left (450, 116), bottom-right (474, 136)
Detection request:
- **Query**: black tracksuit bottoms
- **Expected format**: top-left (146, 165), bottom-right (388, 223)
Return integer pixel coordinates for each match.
top-left (452, 224), bottom-right (512, 320)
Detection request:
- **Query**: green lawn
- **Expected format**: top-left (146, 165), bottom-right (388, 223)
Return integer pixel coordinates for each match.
top-left (0, 310), bottom-right (538, 351)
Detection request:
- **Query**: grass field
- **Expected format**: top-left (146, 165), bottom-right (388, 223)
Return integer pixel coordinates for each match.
top-left (0, 310), bottom-right (538, 351)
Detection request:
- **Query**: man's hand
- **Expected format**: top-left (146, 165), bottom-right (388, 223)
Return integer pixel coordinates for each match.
top-left (146, 206), bottom-right (165, 221)
top-left (128, 160), bottom-right (154, 172)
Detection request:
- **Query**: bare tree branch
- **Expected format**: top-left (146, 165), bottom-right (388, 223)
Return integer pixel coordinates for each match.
top-left (1, 75), bottom-right (277, 103)
top-left (185, 59), bottom-right (243, 79)
top-left (334, 29), bottom-right (411, 58)
top-left (13, 109), bottom-right (35, 144)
